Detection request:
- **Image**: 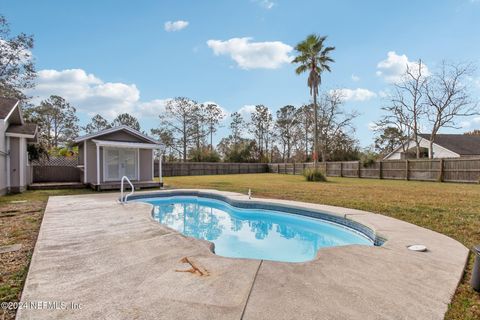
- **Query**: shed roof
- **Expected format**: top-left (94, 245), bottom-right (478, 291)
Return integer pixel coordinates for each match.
top-left (74, 125), bottom-right (160, 145)
top-left (5, 123), bottom-right (37, 137)
top-left (418, 134), bottom-right (480, 156)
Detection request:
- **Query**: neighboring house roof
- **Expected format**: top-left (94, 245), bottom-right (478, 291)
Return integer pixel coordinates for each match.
top-left (0, 97), bottom-right (20, 120)
top-left (74, 125), bottom-right (160, 145)
top-left (418, 134), bottom-right (480, 156)
top-left (5, 123), bottom-right (38, 138)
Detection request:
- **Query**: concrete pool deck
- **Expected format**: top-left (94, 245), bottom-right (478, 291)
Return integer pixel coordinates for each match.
top-left (17, 190), bottom-right (468, 320)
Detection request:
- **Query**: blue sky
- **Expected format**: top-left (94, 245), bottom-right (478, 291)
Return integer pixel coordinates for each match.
top-left (2, 0), bottom-right (480, 146)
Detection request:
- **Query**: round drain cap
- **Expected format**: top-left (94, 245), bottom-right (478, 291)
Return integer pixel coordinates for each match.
top-left (408, 244), bottom-right (427, 252)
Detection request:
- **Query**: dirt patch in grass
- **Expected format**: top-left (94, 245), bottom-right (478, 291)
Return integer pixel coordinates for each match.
top-left (0, 200), bottom-right (44, 319)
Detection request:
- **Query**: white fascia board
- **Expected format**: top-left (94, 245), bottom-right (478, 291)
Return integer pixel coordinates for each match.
top-left (5, 132), bottom-right (36, 139)
top-left (91, 139), bottom-right (161, 149)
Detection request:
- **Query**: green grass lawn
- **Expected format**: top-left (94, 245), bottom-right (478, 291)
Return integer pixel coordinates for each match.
top-left (0, 175), bottom-right (479, 319)
top-left (163, 173), bottom-right (480, 320)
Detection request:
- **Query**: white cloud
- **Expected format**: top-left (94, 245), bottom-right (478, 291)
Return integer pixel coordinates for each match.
top-left (27, 68), bottom-right (168, 119)
top-left (237, 105), bottom-right (258, 120)
top-left (376, 51), bottom-right (429, 83)
top-left (378, 90), bottom-right (389, 98)
top-left (164, 20), bottom-right (189, 32)
top-left (351, 74), bottom-right (360, 82)
top-left (207, 37), bottom-right (293, 69)
top-left (368, 122), bottom-right (380, 131)
top-left (253, 0), bottom-right (275, 9)
top-left (332, 88), bottom-right (377, 102)
top-left (462, 116), bottom-right (480, 128)
top-left (137, 99), bottom-right (170, 118)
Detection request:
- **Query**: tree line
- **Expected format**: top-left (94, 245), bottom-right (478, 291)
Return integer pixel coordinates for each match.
top-left (150, 93), bottom-right (359, 163)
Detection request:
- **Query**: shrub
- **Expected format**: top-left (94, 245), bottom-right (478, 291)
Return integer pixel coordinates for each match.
top-left (360, 151), bottom-right (378, 168)
top-left (303, 168), bottom-right (327, 182)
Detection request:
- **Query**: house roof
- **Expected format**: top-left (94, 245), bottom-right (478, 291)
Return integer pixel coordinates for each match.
top-left (418, 134), bottom-right (480, 156)
top-left (5, 123), bottom-right (38, 137)
top-left (74, 125), bottom-right (160, 145)
top-left (0, 97), bottom-right (20, 120)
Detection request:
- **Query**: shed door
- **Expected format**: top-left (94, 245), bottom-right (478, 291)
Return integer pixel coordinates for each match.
top-left (104, 148), bottom-right (138, 181)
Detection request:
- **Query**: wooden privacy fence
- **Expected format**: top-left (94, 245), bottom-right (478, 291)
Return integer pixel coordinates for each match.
top-left (30, 157), bottom-right (480, 184)
top-left (31, 157), bottom-right (81, 183)
top-left (268, 158), bottom-right (480, 184)
top-left (155, 161), bottom-right (268, 177)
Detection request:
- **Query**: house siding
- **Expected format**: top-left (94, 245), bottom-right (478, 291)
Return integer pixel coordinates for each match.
top-left (86, 140), bottom-right (98, 184)
top-left (384, 137), bottom-right (459, 160)
top-left (9, 137), bottom-right (21, 192)
top-left (139, 149), bottom-right (152, 181)
top-left (78, 143), bottom-right (85, 183)
top-left (98, 131), bottom-right (149, 143)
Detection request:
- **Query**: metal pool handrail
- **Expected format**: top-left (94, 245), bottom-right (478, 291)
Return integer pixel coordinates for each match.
top-left (120, 176), bottom-right (134, 204)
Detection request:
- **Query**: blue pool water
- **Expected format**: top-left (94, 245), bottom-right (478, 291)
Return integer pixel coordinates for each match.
top-left (140, 196), bottom-right (373, 262)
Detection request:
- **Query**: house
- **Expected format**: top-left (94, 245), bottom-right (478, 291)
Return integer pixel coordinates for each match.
top-left (383, 133), bottom-right (480, 160)
top-left (73, 125), bottom-right (163, 190)
top-left (0, 97), bottom-right (38, 195)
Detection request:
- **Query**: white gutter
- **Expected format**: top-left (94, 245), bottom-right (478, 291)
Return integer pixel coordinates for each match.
top-left (91, 139), bottom-right (161, 149)
top-left (5, 132), bottom-right (36, 139)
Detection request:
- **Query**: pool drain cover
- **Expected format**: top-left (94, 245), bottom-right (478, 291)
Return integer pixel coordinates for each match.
top-left (408, 244), bottom-right (427, 252)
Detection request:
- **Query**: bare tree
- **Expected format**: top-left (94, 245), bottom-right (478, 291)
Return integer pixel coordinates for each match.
top-left (376, 60), bottom-right (427, 158)
top-left (376, 101), bottom-right (413, 155)
top-left (424, 62), bottom-right (479, 158)
top-left (318, 90), bottom-right (359, 161)
top-left (395, 61), bottom-right (427, 158)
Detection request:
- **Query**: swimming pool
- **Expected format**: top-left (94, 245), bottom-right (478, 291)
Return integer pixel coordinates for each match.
top-left (135, 194), bottom-right (375, 262)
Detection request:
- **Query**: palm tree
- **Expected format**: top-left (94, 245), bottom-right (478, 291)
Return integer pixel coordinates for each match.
top-left (292, 34), bottom-right (335, 165)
